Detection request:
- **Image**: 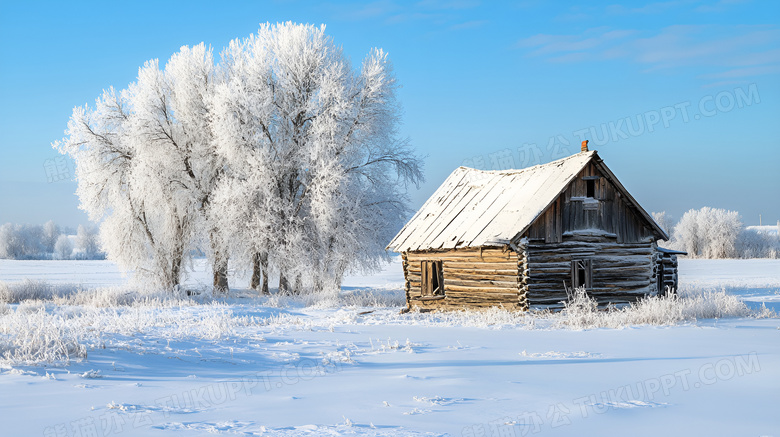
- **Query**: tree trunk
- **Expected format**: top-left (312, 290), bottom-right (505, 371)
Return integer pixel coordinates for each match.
top-left (251, 253), bottom-right (262, 291)
top-left (213, 257), bottom-right (229, 293)
top-left (167, 219), bottom-right (186, 292)
top-left (333, 259), bottom-right (348, 291)
top-left (170, 250), bottom-right (183, 292)
top-left (294, 274), bottom-right (302, 294)
top-left (261, 252), bottom-right (269, 294)
top-left (279, 271), bottom-right (289, 294)
top-left (250, 252), bottom-right (270, 294)
top-left (210, 230), bottom-right (229, 293)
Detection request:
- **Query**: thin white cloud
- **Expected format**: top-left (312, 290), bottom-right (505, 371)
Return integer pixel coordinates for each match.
top-left (517, 29), bottom-right (636, 56)
top-left (702, 64), bottom-right (780, 79)
top-left (695, 0), bottom-right (751, 13)
top-left (605, 1), bottom-right (685, 15)
top-left (328, 0), bottom-right (401, 21)
top-left (515, 24), bottom-right (780, 80)
top-left (415, 0), bottom-right (480, 10)
top-left (386, 11), bottom-right (446, 24)
top-left (700, 79), bottom-right (754, 88)
top-left (325, 0), bottom-right (480, 29)
top-left (449, 20), bottom-right (488, 31)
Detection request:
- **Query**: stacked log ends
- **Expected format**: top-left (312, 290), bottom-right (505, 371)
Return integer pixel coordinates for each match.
top-left (402, 253), bottom-right (411, 311)
top-left (517, 245), bottom-right (529, 311)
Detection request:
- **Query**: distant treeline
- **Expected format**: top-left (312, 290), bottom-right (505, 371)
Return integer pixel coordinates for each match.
top-left (2, 208), bottom-right (778, 261)
top-left (653, 207), bottom-right (780, 259)
top-left (0, 221), bottom-right (104, 260)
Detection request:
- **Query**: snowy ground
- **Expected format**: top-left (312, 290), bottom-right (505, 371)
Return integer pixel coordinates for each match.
top-left (0, 258), bottom-right (779, 436)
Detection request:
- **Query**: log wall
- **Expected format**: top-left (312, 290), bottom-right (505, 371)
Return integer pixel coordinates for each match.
top-left (526, 232), bottom-right (655, 309)
top-left (655, 252), bottom-right (679, 295)
top-left (403, 247), bottom-right (526, 311)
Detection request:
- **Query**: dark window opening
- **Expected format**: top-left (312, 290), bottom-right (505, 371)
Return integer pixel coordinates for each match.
top-left (656, 262), bottom-right (665, 296)
top-left (586, 179), bottom-right (595, 198)
top-left (421, 260), bottom-right (444, 296)
top-left (571, 259), bottom-right (593, 289)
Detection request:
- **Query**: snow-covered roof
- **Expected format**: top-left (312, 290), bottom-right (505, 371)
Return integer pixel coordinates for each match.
top-left (388, 151), bottom-right (597, 252)
top-left (388, 150), bottom-right (666, 252)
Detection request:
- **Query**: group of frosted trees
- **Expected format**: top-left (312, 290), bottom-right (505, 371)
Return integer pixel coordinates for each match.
top-left (54, 23), bottom-right (423, 293)
top-left (653, 208), bottom-right (780, 259)
top-left (0, 221), bottom-right (100, 260)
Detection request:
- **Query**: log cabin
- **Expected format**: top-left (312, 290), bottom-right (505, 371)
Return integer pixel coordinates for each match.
top-left (387, 141), bottom-right (685, 311)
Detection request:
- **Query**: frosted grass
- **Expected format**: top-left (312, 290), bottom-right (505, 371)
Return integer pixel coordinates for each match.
top-left (0, 279), bottom-right (775, 366)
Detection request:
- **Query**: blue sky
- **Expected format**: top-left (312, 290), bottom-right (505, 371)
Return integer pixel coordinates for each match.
top-left (1, 0), bottom-right (778, 229)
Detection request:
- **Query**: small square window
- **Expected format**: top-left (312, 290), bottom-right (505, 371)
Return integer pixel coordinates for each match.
top-left (586, 179), bottom-right (595, 198)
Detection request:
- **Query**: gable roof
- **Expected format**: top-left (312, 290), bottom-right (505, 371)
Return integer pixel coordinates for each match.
top-left (388, 150), bottom-right (667, 253)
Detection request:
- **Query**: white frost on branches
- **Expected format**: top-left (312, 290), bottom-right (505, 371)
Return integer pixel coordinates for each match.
top-left (212, 23), bottom-right (422, 294)
top-left (659, 207), bottom-right (779, 259)
top-left (54, 22), bottom-right (423, 293)
top-left (672, 207), bottom-right (742, 258)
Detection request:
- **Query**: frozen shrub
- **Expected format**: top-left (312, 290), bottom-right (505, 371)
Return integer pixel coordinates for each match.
top-left (0, 307), bottom-right (88, 365)
top-left (0, 223), bottom-right (16, 259)
top-left (0, 295), bottom-right (246, 366)
top-left (0, 223), bottom-right (46, 259)
top-left (559, 286), bottom-right (600, 329)
top-left (0, 280), bottom-right (81, 304)
top-left (263, 288), bottom-right (406, 309)
top-left (42, 220), bottom-right (61, 253)
top-left (737, 228), bottom-right (780, 259)
top-left (54, 235), bottom-right (73, 260)
top-left (0, 280), bottom-right (54, 303)
top-left (555, 285), bottom-right (757, 330)
top-left (75, 225), bottom-right (102, 260)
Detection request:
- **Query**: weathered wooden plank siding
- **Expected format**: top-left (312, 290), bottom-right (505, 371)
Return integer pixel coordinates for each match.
top-left (404, 248), bottom-right (525, 311)
top-left (528, 161), bottom-right (655, 244)
top-left (526, 233), bottom-right (655, 309)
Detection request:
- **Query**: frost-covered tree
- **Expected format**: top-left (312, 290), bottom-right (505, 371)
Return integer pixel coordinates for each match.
top-left (212, 23), bottom-right (423, 294)
top-left (673, 207), bottom-right (742, 258)
top-left (76, 224), bottom-right (101, 259)
top-left (127, 44), bottom-right (228, 291)
top-left (54, 235), bottom-right (73, 260)
top-left (56, 22), bottom-right (421, 293)
top-left (0, 223), bottom-right (21, 259)
top-left (42, 220), bottom-right (61, 253)
top-left (55, 45), bottom-right (226, 289)
top-left (54, 87), bottom-right (171, 279)
top-left (651, 212), bottom-right (673, 238)
top-left (673, 209), bottom-right (701, 256)
top-left (736, 226), bottom-right (780, 259)
top-left (0, 224), bottom-right (44, 259)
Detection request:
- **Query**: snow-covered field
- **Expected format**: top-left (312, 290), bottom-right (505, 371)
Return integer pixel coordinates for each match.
top-left (1, 258), bottom-right (779, 436)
